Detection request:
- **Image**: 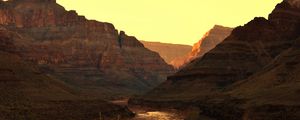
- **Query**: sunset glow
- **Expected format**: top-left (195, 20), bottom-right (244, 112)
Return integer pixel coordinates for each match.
top-left (57, 0), bottom-right (282, 45)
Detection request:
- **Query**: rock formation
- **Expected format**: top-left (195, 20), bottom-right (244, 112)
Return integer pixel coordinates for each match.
top-left (171, 25), bottom-right (233, 69)
top-left (130, 0), bottom-right (300, 119)
top-left (0, 0), bottom-right (172, 118)
top-left (0, 0), bottom-right (173, 99)
top-left (141, 41), bottom-right (192, 66)
top-left (0, 28), bottom-right (134, 119)
top-left (287, 0), bottom-right (300, 7)
top-left (154, 0), bottom-right (300, 99)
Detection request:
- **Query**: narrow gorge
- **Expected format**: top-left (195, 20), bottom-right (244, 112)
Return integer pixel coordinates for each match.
top-left (0, 0), bottom-right (299, 120)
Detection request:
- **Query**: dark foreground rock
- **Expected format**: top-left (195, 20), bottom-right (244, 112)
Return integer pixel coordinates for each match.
top-left (0, 50), bottom-right (134, 119)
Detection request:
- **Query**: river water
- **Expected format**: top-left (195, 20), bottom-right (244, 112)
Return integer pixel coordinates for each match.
top-left (110, 99), bottom-right (216, 120)
top-left (132, 111), bottom-right (183, 120)
top-left (110, 99), bottom-right (198, 120)
top-left (130, 107), bottom-right (184, 120)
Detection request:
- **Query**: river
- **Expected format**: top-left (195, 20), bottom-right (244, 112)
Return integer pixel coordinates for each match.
top-left (111, 99), bottom-right (184, 120)
top-left (110, 99), bottom-right (214, 120)
top-left (130, 107), bottom-right (184, 120)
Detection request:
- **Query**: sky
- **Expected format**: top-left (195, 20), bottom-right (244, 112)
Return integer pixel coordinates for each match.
top-left (57, 0), bottom-right (283, 45)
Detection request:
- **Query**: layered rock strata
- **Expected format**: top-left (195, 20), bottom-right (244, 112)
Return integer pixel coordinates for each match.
top-left (131, 0), bottom-right (300, 119)
top-left (171, 25), bottom-right (233, 69)
top-left (141, 41), bottom-right (192, 66)
top-left (0, 0), bottom-right (173, 98)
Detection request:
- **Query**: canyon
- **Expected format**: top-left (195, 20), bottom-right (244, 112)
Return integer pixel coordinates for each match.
top-left (0, 0), bottom-right (173, 99)
top-left (130, 0), bottom-right (300, 119)
top-left (1, 0), bottom-right (300, 119)
top-left (0, 28), bottom-right (134, 119)
top-left (141, 25), bottom-right (232, 70)
top-left (0, 0), bottom-right (172, 119)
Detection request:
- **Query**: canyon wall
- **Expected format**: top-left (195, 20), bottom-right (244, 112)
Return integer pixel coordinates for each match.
top-left (0, 28), bottom-right (134, 119)
top-left (0, 0), bottom-right (173, 99)
top-left (141, 41), bottom-right (192, 66)
top-left (131, 0), bottom-right (300, 119)
top-left (171, 25), bottom-right (233, 69)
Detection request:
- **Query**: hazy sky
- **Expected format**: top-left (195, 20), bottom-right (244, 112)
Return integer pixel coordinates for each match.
top-left (57, 0), bottom-right (282, 45)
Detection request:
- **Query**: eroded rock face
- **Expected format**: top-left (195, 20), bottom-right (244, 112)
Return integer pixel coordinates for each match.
top-left (171, 25), bottom-right (233, 69)
top-left (190, 25), bottom-right (233, 58)
top-left (161, 0), bottom-right (300, 98)
top-left (133, 1), bottom-right (300, 119)
top-left (0, 51), bottom-right (135, 120)
top-left (0, 28), bottom-right (135, 119)
top-left (141, 41), bottom-right (192, 66)
top-left (287, 0), bottom-right (300, 7)
top-left (0, 0), bottom-right (173, 98)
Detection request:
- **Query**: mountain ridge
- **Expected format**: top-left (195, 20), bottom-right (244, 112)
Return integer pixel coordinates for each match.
top-left (130, 1), bottom-right (300, 119)
top-left (0, 0), bottom-right (174, 99)
top-left (141, 40), bottom-right (192, 66)
top-left (171, 25), bottom-right (233, 69)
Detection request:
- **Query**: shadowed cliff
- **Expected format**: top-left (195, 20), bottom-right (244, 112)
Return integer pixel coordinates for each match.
top-left (0, 0), bottom-right (173, 99)
top-left (130, 1), bottom-right (300, 119)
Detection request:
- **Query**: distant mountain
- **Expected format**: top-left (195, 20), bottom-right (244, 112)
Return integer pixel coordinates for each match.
top-left (130, 0), bottom-right (300, 119)
top-left (171, 25), bottom-right (233, 69)
top-left (141, 41), bottom-right (192, 65)
top-left (0, 0), bottom-right (173, 99)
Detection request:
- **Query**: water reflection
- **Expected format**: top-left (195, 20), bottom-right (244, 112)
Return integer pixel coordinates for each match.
top-left (133, 111), bottom-right (184, 120)
top-left (110, 99), bottom-right (184, 120)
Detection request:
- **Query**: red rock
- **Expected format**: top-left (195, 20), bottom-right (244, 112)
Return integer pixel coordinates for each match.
top-left (132, 1), bottom-right (300, 119)
top-left (0, 0), bottom-right (173, 98)
top-left (0, 41), bottom-right (134, 119)
top-left (171, 25), bottom-right (233, 69)
top-left (141, 41), bottom-right (192, 66)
